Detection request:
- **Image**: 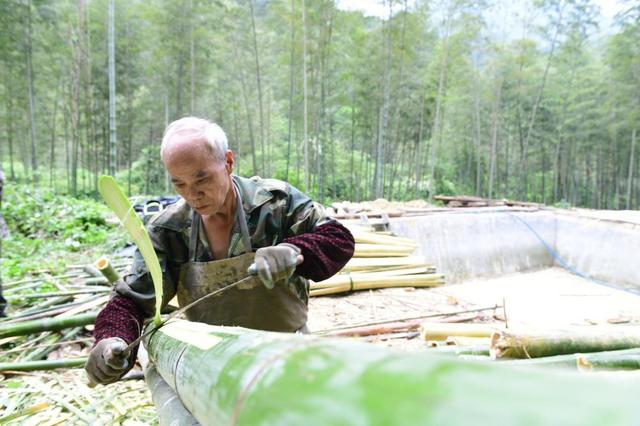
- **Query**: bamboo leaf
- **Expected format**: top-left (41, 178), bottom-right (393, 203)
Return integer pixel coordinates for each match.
top-left (98, 175), bottom-right (163, 325)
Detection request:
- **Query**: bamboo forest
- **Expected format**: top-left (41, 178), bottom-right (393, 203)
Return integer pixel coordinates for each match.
top-left (1, 0), bottom-right (639, 208)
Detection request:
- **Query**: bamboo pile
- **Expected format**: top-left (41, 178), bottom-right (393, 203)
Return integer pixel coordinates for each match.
top-left (310, 226), bottom-right (444, 296)
top-left (0, 257), bottom-right (129, 372)
top-left (0, 257), bottom-right (159, 423)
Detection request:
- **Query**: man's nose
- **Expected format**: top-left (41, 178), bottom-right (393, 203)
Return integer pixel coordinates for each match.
top-left (187, 186), bottom-right (203, 199)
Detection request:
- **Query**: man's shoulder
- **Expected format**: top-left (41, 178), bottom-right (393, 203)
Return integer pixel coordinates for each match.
top-left (235, 175), bottom-right (290, 195)
top-left (147, 198), bottom-right (191, 232)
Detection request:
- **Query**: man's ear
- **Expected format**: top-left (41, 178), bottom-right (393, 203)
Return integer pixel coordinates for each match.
top-left (225, 150), bottom-right (234, 173)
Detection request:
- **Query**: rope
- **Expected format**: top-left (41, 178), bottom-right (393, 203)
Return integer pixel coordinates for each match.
top-left (505, 212), bottom-right (640, 297)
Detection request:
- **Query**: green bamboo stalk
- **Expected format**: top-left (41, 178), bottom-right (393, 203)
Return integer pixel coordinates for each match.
top-left (501, 348), bottom-right (640, 370)
top-left (4, 337), bottom-right (92, 355)
top-left (95, 257), bottom-right (121, 284)
top-left (145, 320), bottom-right (640, 426)
top-left (6, 288), bottom-right (110, 299)
top-left (3, 296), bottom-right (101, 323)
top-left (83, 277), bottom-right (109, 286)
top-left (0, 357), bottom-right (87, 372)
top-left (23, 327), bottom-right (83, 362)
top-left (0, 312), bottom-right (97, 338)
top-left (145, 365), bottom-right (199, 426)
top-left (491, 328), bottom-right (640, 359)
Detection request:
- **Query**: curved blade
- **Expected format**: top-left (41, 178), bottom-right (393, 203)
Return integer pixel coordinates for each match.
top-left (98, 175), bottom-right (163, 325)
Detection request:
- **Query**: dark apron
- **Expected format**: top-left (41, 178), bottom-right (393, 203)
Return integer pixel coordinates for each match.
top-left (175, 189), bottom-right (307, 332)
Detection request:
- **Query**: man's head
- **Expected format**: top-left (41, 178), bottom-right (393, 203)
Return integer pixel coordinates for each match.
top-left (161, 117), bottom-right (235, 217)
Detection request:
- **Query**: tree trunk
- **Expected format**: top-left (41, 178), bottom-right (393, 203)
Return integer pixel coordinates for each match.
top-left (49, 72), bottom-right (62, 189)
top-left (25, 0), bottom-right (38, 183)
top-left (189, 0), bottom-right (195, 114)
top-left (427, 12), bottom-right (452, 201)
top-left (373, 0), bottom-right (393, 199)
top-left (248, 0), bottom-right (265, 174)
top-left (626, 129), bottom-right (637, 210)
top-left (285, 0), bottom-right (296, 182)
top-left (520, 3), bottom-right (564, 200)
top-left (488, 81), bottom-right (502, 199)
top-left (239, 68), bottom-right (257, 175)
top-left (108, 0), bottom-right (117, 176)
top-left (302, 0), bottom-right (309, 191)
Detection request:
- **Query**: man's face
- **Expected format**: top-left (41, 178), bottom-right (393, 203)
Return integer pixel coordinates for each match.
top-left (163, 135), bottom-right (233, 217)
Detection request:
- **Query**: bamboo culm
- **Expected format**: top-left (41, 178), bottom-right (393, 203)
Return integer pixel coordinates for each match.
top-left (0, 312), bottom-right (97, 338)
top-left (0, 357), bottom-right (88, 372)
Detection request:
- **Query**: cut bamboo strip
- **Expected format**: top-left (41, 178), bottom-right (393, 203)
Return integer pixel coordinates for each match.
top-left (341, 256), bottom-right (427, 272)
top-left (421, 322), bottom-right (501, 341)
top-left (353, 244), bottom-right (415, 258)
top-left (350, 230), bottom-right (419, 248)
top-left (310, 274), bottom-right (444, 296)
top-left (339, 266), bottom-right (433, 278)
top-left (311, 272), bottom-right (444, 290)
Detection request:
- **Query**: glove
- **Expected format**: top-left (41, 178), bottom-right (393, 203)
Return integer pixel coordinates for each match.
top-left (251, 243), bottom-right (303, 289)
top-left (85, 337), bottom-right (130, 385)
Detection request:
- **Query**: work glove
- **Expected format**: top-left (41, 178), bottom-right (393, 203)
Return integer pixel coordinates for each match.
top-left (251, 243), bottom-right (303, 289)
top-left (85, 337), bottom-right (130, 385)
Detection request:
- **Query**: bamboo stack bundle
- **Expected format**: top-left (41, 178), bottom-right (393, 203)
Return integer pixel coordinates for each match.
top-left (310, 227), bottom-right (443, 296)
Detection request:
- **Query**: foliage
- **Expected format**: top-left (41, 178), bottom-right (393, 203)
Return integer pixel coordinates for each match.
top-left (1, 184), bottom-right (126, 279)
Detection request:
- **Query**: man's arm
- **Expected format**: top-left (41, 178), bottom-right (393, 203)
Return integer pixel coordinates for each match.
top-left (88, 226), bottom-right (180, 383)
top-left (281, 186), bottom-right (355, 282)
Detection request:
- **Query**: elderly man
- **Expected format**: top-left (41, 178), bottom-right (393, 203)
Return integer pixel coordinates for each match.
top-left (86, 117), bottom-right (354, 385)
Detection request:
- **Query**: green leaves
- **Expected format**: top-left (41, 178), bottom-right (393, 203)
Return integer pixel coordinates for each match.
top-left (98, 175), bottom-right (163, 325)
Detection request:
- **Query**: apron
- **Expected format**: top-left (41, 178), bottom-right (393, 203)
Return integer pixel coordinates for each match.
top-left (175, 188), bottom-right (308, 332)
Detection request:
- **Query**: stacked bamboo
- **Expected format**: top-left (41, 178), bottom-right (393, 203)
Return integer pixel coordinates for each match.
top-left (425, 324), bottom-right (640, 372)
top-left (309, 226), bottom-right (444, 296)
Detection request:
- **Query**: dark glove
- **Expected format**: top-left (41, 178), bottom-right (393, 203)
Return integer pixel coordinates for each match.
top-left (85, 337), bottom-right (130, 385)
top-left (251, 243), bottom-right (304, 289)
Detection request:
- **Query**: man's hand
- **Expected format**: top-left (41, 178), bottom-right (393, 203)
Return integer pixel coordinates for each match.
top-left (251, 243), bottom-right (303, 289)
top-left (85, 337), bottom-right (130, 385)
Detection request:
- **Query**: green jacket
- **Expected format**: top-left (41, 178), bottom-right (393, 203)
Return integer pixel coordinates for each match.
top-left (116, 175), bottom-right (331, 317)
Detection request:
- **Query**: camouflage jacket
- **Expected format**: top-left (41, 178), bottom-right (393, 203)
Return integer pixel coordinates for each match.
top-left (115, 175), bottom-right (331, 317)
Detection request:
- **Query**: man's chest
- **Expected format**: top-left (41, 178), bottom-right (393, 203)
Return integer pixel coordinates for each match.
top-left (201, 219), bottom-right (233, 260)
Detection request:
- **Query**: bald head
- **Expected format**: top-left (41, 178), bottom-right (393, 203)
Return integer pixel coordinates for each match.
top-left (161, 117), bottom-right (229, 163)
